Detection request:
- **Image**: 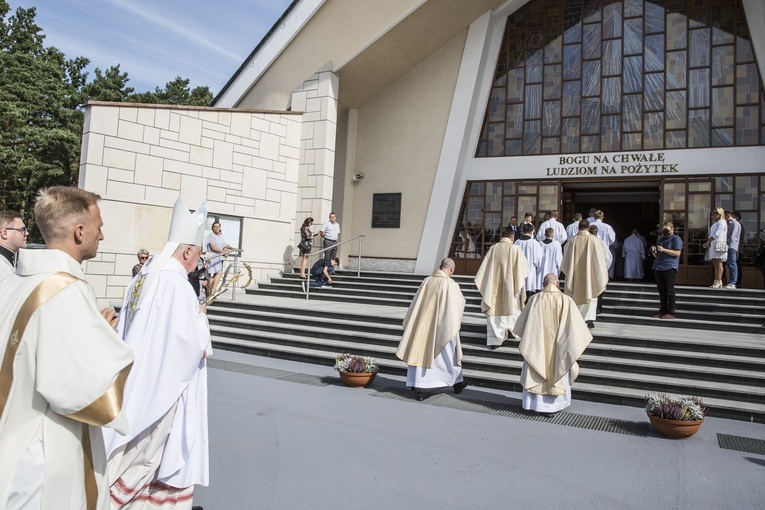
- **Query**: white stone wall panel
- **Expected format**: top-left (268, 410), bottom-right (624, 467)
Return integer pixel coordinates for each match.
top-left (90, 107), bottom-right (120, 136)
top-left (179, 116), bottom-right (203, 145)
top-left (118, 107), bottom-right (138, 123)
top-left (136, 108), bottom-right (155, 127)
top-left (143, 126), bottom-right (161, 145)
top-left (102, 147), bottom-right (137, 171)
top-left (81, 103), bottom-right (304, 304)
top-left (154, 109), bottom-right (170, 131)
top-left (117, 121), bottom-right (144, 142)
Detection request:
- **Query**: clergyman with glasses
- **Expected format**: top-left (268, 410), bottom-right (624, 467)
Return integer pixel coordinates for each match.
top-left (0, 210), bottom-right (29, 279)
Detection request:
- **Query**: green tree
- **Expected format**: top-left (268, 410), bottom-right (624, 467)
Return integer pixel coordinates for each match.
top-left (83, 64), bottom-right (134, 102)
top-left (0, 1), bottom-right (82, 235)
top-left (0, 1), bottom-right (214, 241)
top-left (128, 76), bottom-right (213, 106)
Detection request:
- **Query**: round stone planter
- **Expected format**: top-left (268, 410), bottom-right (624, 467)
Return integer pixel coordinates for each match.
top-left (339, 371), bottom-right (376, 388)
top-left (647, 414), bottom-right (704, 439)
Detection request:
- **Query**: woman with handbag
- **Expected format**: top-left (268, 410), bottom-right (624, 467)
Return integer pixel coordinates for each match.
top-left (298, 217), bottom-right (317, 279)
top-left (702, 207), bottom-right (728, 288)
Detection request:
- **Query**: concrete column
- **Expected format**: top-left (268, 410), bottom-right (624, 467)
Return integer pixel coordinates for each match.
top-left (292, 70), bottom-right (339, 238)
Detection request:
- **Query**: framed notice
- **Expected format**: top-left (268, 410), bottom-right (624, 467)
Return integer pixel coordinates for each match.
top-left (372, 193), bottom-right (401, 228)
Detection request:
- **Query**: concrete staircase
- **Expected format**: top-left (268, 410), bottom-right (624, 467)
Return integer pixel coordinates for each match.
top-left (208, 270), bottom-right (765, 423)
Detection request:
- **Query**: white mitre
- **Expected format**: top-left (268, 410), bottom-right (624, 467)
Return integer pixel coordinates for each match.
top-left (134, 197), bottom-right (208, 309)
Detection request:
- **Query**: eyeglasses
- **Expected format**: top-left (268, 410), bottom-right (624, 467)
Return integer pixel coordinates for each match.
top-left (5, 227), bottom-right (28, 234)
top-left (139, 256), bottom-right (149, 260)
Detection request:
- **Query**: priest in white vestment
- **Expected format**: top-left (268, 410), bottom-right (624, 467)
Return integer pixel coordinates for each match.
top-left (396, 258), bottom-right (467, 400)
top-left (537, 228), bottom-right (563, 289)
top-left (589, 225), bottom-right (613, 272)
top-left (0, 210), bottom-right (28, 282)
top-left (591, 210), bottom-right (616, 247)
top-left (623, 230), bottom-right (646, 280)
top-left (104, 198), bottom-right (211, 509)
top-left (565, 214), bottom-right (582, 242)
top-left (514, 223), bottom-right (543, 301)
top-left (561, 220), bottom-right (609, 327)
top-left (536, 211), bottom-right (567, 244)
top-left (513, 274), bottom-right (593, 413)
top-left (0, 187), bottom-right (133, 510)
top-left (474, 231), bottom-right (528, 349)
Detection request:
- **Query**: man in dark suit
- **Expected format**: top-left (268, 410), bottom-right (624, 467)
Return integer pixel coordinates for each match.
top-left (506, 216), bottom-right (521, 241)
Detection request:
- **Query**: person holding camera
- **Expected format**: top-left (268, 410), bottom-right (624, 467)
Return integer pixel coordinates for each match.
top-left (651, 222), bottom-right (683, 319)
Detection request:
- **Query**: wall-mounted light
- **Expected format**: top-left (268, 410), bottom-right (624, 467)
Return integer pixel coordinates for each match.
top-left (352, 172), bottom-right (365, 182)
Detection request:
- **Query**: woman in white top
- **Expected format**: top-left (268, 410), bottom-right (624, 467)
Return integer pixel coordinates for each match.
top-left (702, 207), bottom-right (728, 288)
top-left (206, 221), bottom-right (235, 297)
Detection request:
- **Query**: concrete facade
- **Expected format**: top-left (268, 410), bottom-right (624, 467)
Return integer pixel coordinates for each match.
top-left (213, 0), bottom-right (765, 277)
top-left (79, 102), bottom-right (302, 305)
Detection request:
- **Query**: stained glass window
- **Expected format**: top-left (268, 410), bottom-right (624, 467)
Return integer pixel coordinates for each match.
top-left (476, 0), bottom-right (765, 157)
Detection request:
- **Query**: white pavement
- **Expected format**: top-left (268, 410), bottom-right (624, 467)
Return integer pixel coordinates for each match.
top-left (194, 349), bottom-right (765, 509)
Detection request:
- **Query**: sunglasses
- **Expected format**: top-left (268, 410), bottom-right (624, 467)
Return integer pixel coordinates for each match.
top-left (139, 256), bottom-right (149, 260)
top-left (5, 227), bottom-right (28, 234)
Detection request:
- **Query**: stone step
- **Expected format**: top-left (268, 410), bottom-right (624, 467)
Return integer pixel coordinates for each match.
top-left (208, 321), bottom-right (764, 396)
top-left (210, 301), bottom-right (765, 357)
top-left (601, 301), bottom-right (765, 324)
top-left (598, 311), bottom-right (764, 334)
top-left (210, 332), bottom-right (765, 423)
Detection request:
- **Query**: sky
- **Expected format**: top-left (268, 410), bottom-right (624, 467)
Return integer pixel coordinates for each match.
top-left (9, 0), bottom-right (294, 96)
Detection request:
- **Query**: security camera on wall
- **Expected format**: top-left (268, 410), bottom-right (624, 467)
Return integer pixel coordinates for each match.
top-left (353, 172), bottom-right (365, 181)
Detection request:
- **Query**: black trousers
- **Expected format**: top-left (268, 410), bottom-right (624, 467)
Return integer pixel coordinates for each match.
top-left (654, 269), bottom-right (677, 314)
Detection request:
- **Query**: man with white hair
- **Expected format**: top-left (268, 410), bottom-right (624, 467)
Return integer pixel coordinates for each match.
top-left (0, 187), bottom-right (133, 509)
top-left (396, 258), bottom-right (467, 401)
top-left (104, 197), bottom-right (211, 509)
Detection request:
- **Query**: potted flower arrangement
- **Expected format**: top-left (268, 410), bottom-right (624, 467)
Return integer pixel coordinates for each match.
top-left (334, 353), bottom-right (379, 388)
top-left (645, 393), bottom-right (707, 439)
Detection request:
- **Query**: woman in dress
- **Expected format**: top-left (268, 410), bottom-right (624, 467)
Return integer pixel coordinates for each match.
top-left (298, 217), bottom-right (317, 279)
top-left (702, 207), bottom-right (728, 289)
top-left (207, 221), bottom-right (235, 297)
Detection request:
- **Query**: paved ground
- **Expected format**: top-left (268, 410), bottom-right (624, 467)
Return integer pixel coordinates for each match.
top-left (193, 349), bottom-right (765, 510)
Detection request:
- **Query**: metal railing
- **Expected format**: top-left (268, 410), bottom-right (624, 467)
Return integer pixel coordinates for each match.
top-left (301, 234), bottom-right (365, 299)
top-left (203, 248), bottom-right (244, 302)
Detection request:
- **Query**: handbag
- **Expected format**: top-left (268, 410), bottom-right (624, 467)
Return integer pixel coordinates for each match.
top-left (298, 239), bottom-right (311, 252)
top-left (714, 241), bottom-right (727, 253)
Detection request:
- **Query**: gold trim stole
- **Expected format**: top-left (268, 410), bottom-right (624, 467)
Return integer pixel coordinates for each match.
top-left (0, 272), bottom-right (100, 509)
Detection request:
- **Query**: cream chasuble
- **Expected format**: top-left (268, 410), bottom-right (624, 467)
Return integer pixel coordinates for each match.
top-left (396, 270), bottom-right (466, 369)
top-left (474, 238), bottom-right (528, 317)
top-left (0, 249), bottom-right (133, 510)
top-left (560, 231), bottom-right (609, 306)
top-left (513, 285), bottom-right (592, 397)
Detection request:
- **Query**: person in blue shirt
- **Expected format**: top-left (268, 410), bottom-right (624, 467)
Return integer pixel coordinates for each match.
top-left (651, 222), bottom-right (683, 319)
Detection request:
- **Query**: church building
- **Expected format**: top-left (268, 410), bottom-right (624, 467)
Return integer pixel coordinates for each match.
top-left (218, 1), bottom-right (763, 286)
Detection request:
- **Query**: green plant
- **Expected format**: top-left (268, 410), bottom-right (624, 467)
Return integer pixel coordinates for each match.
top-left (334, 353), bottom-right (379, 373)
top-left (645, 393), bottom-right (707, 421)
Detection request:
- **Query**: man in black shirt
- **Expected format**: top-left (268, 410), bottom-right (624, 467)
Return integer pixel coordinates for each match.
top-left (0, 210), bottom-right (28, 277)
top-left (305, 257), bottom-right (339, 290)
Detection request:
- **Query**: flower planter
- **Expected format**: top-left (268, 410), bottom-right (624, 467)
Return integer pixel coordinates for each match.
top-left (339, 371), bottom-right (376, 388)
top-left (647, 414), bottom-right (704, 439)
